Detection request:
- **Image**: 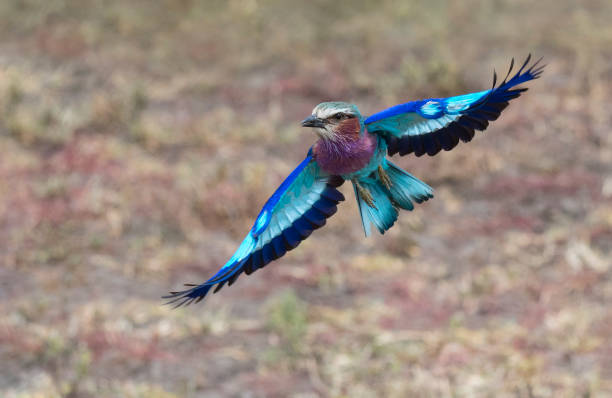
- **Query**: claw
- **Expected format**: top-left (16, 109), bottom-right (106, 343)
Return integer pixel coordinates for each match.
top-left (355, 181), bottom-right (376, 209)
top-left (378, 165), bottom-right (392, 190)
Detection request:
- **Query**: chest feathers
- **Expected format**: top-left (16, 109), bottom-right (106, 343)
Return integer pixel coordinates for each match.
top-left (313, 118), bottom-right (377, 176)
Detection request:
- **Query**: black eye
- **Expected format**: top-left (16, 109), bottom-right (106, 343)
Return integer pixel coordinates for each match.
top-left (333, 113), bottom-right (345, 120)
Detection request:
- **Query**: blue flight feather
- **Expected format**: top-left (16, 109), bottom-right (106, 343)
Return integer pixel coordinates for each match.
top-left (365, 55), bottom-right (544, 157)
top-left (163, 151), bottom-right (344, 307)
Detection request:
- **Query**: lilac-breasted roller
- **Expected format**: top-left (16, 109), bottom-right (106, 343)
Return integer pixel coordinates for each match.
top-left (164, 55), bottom-right (544, 307)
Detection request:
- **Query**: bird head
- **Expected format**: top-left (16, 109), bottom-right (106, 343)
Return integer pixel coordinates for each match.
top-left (301, 102), bottom-right (364, 141)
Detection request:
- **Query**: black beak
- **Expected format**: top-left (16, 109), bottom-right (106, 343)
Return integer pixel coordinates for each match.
top-left (301, 115), bottom-right (325, 128)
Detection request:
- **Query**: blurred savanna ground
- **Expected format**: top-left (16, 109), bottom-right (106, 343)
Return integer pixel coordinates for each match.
top-left (0, 0), bottom-right (611, 397)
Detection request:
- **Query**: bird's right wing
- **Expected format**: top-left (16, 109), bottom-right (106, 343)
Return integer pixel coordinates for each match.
top-left (365, 55), bottom-right (544, 157)
top-left (164, 150), bottom-right (344, 307)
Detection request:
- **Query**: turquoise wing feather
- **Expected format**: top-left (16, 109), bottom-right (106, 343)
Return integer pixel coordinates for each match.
top-left (365, 55), bottom-right (544, 157)
top-left (164, 150), bottom-right (344, 307)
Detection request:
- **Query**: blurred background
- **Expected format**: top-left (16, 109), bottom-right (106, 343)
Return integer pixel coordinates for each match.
top-left (0, 1), bottom-right (611, 397)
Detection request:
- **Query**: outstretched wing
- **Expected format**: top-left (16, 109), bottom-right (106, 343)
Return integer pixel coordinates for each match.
top-left (365, 55), bottom-right (545, 157)
top-left (164, 150), bottom-right (344, 307)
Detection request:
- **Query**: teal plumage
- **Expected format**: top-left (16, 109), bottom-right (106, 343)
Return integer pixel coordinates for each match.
top-left (164, 55), bottom-right (543, 307)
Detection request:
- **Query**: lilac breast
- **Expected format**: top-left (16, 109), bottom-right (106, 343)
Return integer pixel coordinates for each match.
top-left (313, 132), bottom-right (377, 176)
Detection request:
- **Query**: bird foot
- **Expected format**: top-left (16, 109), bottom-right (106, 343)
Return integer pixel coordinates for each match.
top-left (355, 181), bottom-right (376, 209)
top-left (378, 165), bottom-right (392, 190)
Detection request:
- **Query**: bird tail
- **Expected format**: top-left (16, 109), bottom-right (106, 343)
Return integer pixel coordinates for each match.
top-left (353, 160), bottom-right (433, 236)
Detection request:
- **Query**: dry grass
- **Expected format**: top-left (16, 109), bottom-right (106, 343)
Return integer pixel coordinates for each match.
top-left (1, 1), bottom-right (611, 397)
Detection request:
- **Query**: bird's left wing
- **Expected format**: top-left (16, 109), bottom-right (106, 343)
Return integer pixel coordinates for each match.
top-left (365, 55), bottom-right (544, 157)
top-left (164, 150), bottom-right (344, 307)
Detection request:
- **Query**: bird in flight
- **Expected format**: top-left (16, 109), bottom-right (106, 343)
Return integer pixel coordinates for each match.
top-left (165, 55), bottom-right (544, 307)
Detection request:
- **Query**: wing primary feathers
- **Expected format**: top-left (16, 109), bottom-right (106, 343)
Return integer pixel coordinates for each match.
top-left (530, 56), bottom-right (544, 72)
top-left (242, 257), bottom-right (254, 274)
top-left (516, 53), bottom-right (532, 76)
top-left (228, 272), bottom-right (240, 286)
top-left (163, 170), bottom-right (345, 307)
top-left (501, 57), bottom-right (515, 85)
top-left (472, 69), bottom-right (498, 109)
top-left (492, 69), bottom-right (498, 90)
top-left (528, 58), bottom-right (546, 80)
top-left (213, 281), bottom-right (225, 293)
top-left (369, 55), bottom-right (543, 158)
top-left (282, 228), bottom-right (302, 249)
top-left (272, 235), bottom-right (287, 258)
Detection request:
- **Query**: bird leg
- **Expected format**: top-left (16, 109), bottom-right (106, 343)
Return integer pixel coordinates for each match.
top-left (355, 180), bottom-right (376, 209)
top-left (378, 165), bottom-right (392, 190)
